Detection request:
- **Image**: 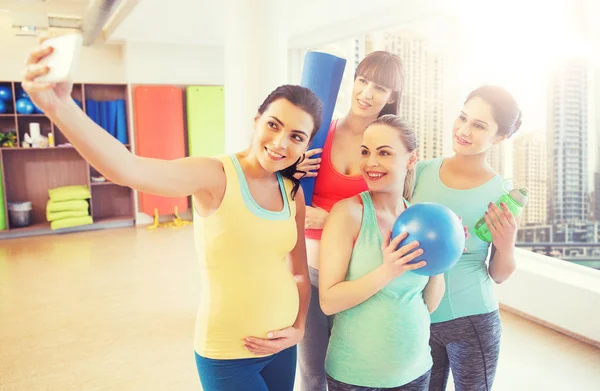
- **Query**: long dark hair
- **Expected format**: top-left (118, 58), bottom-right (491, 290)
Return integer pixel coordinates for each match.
top-left (465, 85), bottom-right (522, 138)
top-left (256, 85), bottom-right (323, 199)
top-left (354, 51), bottom-right (405, 116)
top-left (367, 115), bottom-right (418, 200)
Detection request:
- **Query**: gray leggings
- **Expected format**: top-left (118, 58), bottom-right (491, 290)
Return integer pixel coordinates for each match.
top-left (297, 266), bottom-right (334, 391)
top-left (428, 310), bottom-right (502, 391)
top-left (327, 370), bottom-right (431, 391)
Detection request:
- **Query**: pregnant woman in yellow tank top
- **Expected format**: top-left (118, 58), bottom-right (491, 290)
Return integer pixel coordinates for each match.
top-left (22, 36), bottom-right (323, 391)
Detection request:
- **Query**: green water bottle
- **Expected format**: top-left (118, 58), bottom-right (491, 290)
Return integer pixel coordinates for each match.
top-left (474, 182), bottom-right (529, 243)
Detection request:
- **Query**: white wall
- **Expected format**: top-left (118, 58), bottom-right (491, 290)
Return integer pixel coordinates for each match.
top-left (123, 42), bottom-right (224, 85)
top-left (496, 249), bottom-right (600, 345)
top-left (0, 35), bottom-right (126, 83)
top-left (0, 23), bottom-right (224, 86)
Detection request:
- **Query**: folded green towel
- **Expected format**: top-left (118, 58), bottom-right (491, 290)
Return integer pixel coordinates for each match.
top-left (46, 199), bottom-right (89, 213)
top-left (50, 216), bottom-right (94, 230)
top-left (46, 209), bottom-right (89, 222)
top-left (48, 185), bottom-right (91, 202)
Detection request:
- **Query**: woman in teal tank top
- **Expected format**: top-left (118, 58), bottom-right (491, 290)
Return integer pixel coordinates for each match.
top-left (319, 115), bottom-right (446, 390)
top-left (411, 86), bottom-right (523, 391)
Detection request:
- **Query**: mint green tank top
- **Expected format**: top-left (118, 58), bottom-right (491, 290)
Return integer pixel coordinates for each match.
top-left (325, 192), bottom-right (433, 388)
top-left (412, 157), bottom-right (506, 323)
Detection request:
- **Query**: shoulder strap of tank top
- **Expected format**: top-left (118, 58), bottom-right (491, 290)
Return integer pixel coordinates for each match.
top-left (358, 191), bottom-right (378, 237)
top-left (215, 154), bottom-right (244, 209)
top-left (322, 119), bottom-right (338, 156)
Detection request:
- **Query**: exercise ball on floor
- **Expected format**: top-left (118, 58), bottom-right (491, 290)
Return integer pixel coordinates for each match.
top-left (16, 98), bottom-right (34, 114)
top-left (391, 202), bottom-right (465, 276)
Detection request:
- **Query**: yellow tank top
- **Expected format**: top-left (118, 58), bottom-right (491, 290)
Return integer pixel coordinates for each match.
top-left (192, 154), bottom-right (300, 359)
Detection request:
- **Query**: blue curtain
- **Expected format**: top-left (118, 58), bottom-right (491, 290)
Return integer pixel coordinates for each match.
top-left (85, 99), bottom-right (128, 144)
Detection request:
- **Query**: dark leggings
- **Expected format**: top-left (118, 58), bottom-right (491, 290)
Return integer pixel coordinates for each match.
top-left (428, 310), bottom-right (502, 391)
top-left (195, 346), bottom-right (297, 391)
top-left (297, 266), bottom-right (334, 391)
top-left (326, 370), bottom-right (431, 391)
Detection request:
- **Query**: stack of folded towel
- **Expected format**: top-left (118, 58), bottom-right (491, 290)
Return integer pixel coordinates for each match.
top-left (46, 185), bottom-right (93, 230)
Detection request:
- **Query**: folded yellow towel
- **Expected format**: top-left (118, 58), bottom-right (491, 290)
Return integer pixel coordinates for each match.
top-left (51, 216), bottom-right (94, 230)
top-left (46, 209), bottom-right (89, 222)
top-left (48, 185), bottom-right (91, 202)
top-left (46, 199), bottom-right (89, 213)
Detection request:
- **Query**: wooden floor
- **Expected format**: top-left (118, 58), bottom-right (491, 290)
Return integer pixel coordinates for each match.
top-left (1, 225), bottom-right (599, 391)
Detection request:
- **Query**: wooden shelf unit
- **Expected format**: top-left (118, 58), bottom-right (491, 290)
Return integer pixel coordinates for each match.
top-left (0, 81), bottom-right (135, 239)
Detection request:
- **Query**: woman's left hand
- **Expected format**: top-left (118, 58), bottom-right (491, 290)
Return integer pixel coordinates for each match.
top-left (244, 326), bottom-right (304, 356)
top-left (485, 202), bottom-right (518, 252)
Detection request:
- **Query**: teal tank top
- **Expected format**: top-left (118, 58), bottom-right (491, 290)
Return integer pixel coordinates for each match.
top-left (411, 157), bottom-right (506, 323)
top-left (325, 192), bottom-right (433, 388)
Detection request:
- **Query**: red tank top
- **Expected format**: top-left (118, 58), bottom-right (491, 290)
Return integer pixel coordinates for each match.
top-left (305, 119), bottom-right (368, 240)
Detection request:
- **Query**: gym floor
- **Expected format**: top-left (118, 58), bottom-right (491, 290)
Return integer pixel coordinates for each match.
top-left (1, 225), bottom-right (599, 390)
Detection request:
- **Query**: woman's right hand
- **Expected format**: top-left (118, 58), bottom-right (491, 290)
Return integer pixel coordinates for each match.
top-left (22, 35), bottom-right (74, 114)
top-left (294, 148), bottom-right (323, 179)
top-left (381, 230), bottom-right (426, 278)
top-left (304, 205), bottom-right (329, 230)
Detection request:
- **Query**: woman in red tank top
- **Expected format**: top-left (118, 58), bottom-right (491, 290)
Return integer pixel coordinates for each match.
top-left (295, 51), bottom-right (407, 391)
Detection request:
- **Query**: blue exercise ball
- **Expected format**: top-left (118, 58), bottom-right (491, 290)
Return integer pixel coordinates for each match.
top-left (16, 98), bottom-right (34, 114)
top-left (0, 86), bottom-right (11, 101)
top-left (16, 89), bottom-right (28, 100)
top-left (391, 202), bottom-right (465, 276)
top-left (0, 100), bottom-right (6, 114)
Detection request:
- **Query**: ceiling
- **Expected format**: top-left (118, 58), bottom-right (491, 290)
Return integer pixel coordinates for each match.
top-left (108, 0), bottom-right (434, 47)
top-left (0, 0), bottom-right (436, 48)
top-left (6, 0), bottom-right (596, 51)
top-left (0, 0), bottom-right (89, 17)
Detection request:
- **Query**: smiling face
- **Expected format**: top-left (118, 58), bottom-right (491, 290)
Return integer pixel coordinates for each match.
top-left (452, 97), bottom-right (505, 155)
top-left (360, 123), bottom-right (417, 193)
top-left (252, 98), bottom-right (315, 173)
top-left (351, 51), bottom-right (404, 117)
top-left (350, 76), bottom-right (396, 119)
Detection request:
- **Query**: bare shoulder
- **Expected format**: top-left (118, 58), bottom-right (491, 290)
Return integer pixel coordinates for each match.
top-left (327, 195), bottom-right (364, 234)
top-left (189, 156), bottom-right (227, 188)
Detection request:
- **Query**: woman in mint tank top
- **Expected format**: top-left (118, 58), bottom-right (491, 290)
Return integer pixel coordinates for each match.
top-left (319, 115), bottom-right (446, 391)
top-left (411, 86), bottom-right (523, 391)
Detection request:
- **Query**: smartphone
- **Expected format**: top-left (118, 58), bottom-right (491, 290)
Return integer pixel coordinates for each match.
top-left (36, 33), bottom-right (83, 83)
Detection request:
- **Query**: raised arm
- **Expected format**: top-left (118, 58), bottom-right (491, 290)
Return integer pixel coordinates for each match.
top-left (22, 36), bottom-right (220, 199)
top-left (319, 199), bottom-right (426, 315)
top-left (52, 99), bottom-right (220, 197)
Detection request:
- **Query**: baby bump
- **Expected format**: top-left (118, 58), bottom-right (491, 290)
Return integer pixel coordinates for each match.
top-left (198, 265), bottom-right (299, 339)
top-left (331, 299), bottom-right (430, 362)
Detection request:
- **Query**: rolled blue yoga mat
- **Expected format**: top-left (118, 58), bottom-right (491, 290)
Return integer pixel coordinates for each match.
top-left (299, 51), bottom-right (346, 206)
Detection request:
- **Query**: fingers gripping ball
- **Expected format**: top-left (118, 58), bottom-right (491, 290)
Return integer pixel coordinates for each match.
top-left (391, 203), bottom-right (465, 276)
